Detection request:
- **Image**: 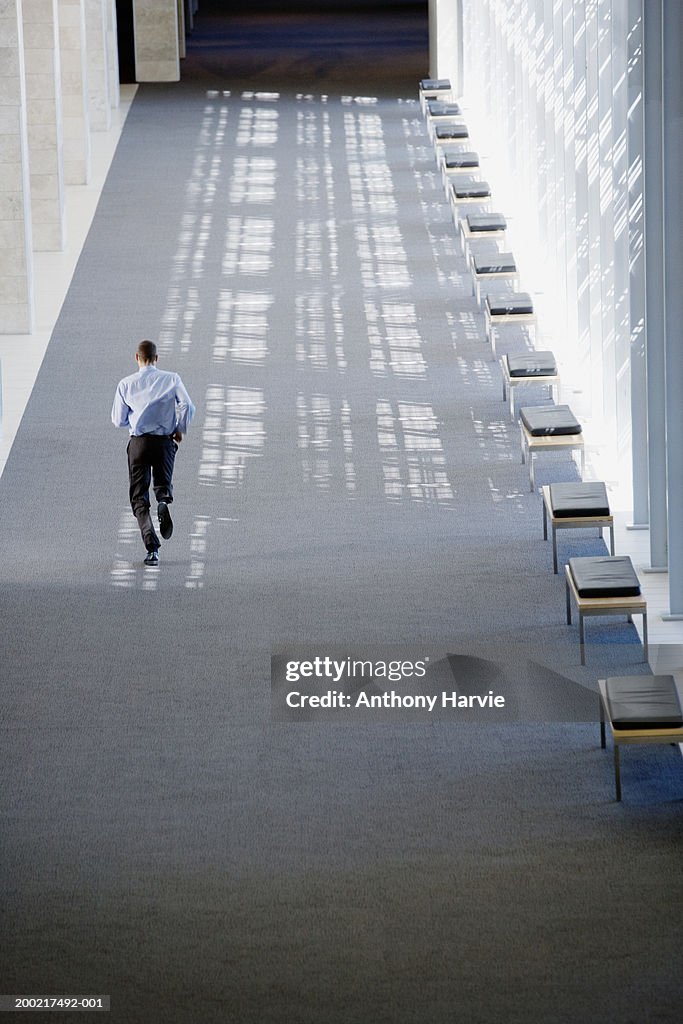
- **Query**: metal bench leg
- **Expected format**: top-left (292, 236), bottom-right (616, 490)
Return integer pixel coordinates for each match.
top-left (566, 579), bottom-right (572, 624)
top-left (599, 695), bottom-right (606, 749)
top-left (609, 524), bottom-right (615, 555)
top-left (508, 378), bottom-right (514, 419)
top-left (580, 446), bottom-right (585, 479)
top-left (642, 611), bottom-right (648, 663)
top-left (542, 502), bottom-right (548, 541)
top-left (552, 527), bottom-right (558, 574)
top-left (579, 612), bottom-right (585, 665)
top-left (529, 453), bottom-right (535, 492)
top-left (614, 744), bottom-right (622, 801)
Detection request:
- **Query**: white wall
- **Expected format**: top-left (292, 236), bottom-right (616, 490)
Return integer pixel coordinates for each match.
top-left (454, 0), bottom-right (644, 500)
top-left (0, 0), bottom-right (119, 332)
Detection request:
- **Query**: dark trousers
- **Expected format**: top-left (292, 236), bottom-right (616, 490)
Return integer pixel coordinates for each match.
top-left (127, 434), bottom-right (177, 550)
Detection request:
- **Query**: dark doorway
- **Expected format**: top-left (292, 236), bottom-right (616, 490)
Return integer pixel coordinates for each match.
top-left (183, 0), bottom-right (429, 95)
top-left (115, 0), bottom-right (136, 84)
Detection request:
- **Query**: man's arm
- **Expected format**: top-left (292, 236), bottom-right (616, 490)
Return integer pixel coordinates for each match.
top-left (111, 383), bottom-right (131, 429)
top-left (173, 376), bottom-right (196, 437)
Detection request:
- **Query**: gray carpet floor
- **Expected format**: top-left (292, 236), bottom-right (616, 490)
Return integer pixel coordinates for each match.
top-left (0, 7), bottom-right (681, 1023)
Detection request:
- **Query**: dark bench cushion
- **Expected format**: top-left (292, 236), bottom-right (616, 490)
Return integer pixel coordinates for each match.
top-left (488, 295), bottom-right (535, 317)
top-left (452, 181), bottom-right (491, 200)
top-left (427, 101), bottom-right (462, 117)
top-left (420, 78), bottom-right (451, 91)
top-left (549, 481), bottom-right (609, 517)
top-left (568, 555), bottom-right (640, 598)
top-left (443, 150), bottom-right (479, 168)
top-left (520, 404), bottom-right (581, 436)
top-left (506, 349), bottom-right (555, 373)
top-left (435, 123), bottom-right (469, 140)
top-left (605, 675), bottom-right (683, 729)
top-left (466, 213), bottom-right (507, 232)
top-left (472, 251), bottom-right (516, 274)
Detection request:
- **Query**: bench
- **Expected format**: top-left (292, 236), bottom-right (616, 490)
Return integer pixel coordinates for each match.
top-left (459, 212), bottom-right (507, 260)
top-left (470, 250), bottom-right (517, 306)
top-left (599, 675), bottom-right (682, 800)
top-left (501, 348), bottom-right (556, 412)
top-left (426, 102), bottom-right (465, 140)
top-left (423, 97), bottom-right (462, 117)
top-left (419, 77), bottom-right (452, 113)
top-left (440, 150), bottom-right (481, 194)
top-left (519, 405), bottom-right (584, 491)
top-left (542, 481), bottom-right (613, 573)
top-left (425, 98), bottom-right (462, 119)
top-left (449, 181), bottom-right (492, 227)
top-left (433, 122), bottom-right (469, 146)
top-left (565, 556), bottom-right (647, 665)
top-left (487, 297), bottom-right (538, 363)
top-left (434, 124), bottom-right (470, 168)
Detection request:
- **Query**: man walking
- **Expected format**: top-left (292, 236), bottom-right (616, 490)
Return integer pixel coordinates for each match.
top-left (112, 340), bottom-right (195, 566)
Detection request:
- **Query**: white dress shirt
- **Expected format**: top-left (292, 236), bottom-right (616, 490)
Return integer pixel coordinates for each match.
top-left (111, 364), bottom-right (196, 436)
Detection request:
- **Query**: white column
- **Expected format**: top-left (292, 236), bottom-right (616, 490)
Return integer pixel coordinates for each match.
top-left (0, 0), bottom-right (33, 333)
top-left (611, 0), bottom-right (631, 481)
top-left (541, 0), bottom-right (557, 294)
top-left (574, 1), bottom-right (591, 388)
top-left (535, 0), bottom-right (549, 255)
top-left (106, 0), bottom-right (118, 107)
top-left (662, 0), bottom-right (683, 614)
top-left (561, 0), bottom-right (578, 361)
top-left (585, 0), bottom-right (603, 421)
top-left (133, 0), bottom-right (179, 83)
top-left (551, 0), bottom-right (568, 339)
top-left (58, 0), bottom-right (90, 184)
top-left (22, 0), bottom-right (65, 251)
top-left (84, 0), bottom-right (110, 130)
top-left (430, 0), bottom-right (463, 95)
top-left (597, 0), bottom-right (616, 432)
top-left (644, 0), bottom-right (667, 568)
top-left (523, 0), bottom-right (540, 242)
top-left (627, 0), bottom-right (648, 527)
top-left (428, 0), bottom-right (437, 77)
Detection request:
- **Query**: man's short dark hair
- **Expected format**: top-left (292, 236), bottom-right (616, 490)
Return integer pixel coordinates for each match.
top-left (137, 340), bottom-right (157, 363)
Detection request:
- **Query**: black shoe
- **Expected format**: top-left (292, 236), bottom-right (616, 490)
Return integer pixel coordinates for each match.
top-left (144, 549), bottom-right (159, 566)
top-left (158, 501), bottom-right (173, 540)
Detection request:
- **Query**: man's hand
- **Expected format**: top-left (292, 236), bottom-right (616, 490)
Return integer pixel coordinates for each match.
top-left (172, 431), bottom-right (183, 443)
